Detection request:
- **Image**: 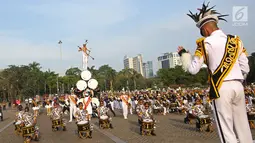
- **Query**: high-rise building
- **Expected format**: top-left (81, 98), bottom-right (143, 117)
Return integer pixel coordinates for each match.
top-left (124, 55), bottom-right (134, 69)
top-left (146, 61), bottom-right (154, 78)
top-left (142, 63), bottom-right (147, 77)
top-left (158, 52), bottom-right (182, 69)
top-left (142, 61), bottom-right (154, 78)
top-left (123, 54), bottom-right (144, 76)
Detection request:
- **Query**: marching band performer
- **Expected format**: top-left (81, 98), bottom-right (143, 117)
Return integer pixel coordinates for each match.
top-left (153, 96), bottom-right (165, 115)
top-left (193, 99), bottom-right (206, 118)
top-left (120, 92), bottom-right (132, 119)
top-left (104, 96), bottom-right (116, 117)
top-left (136, 97), bottom-right (144, 124)
top-left (246, 98), bottom-right (255, 115)
top-left (32, 99), bottom-right (39, 117)
top-left (246, 98), bottom-right (255, 129)
top-left (51, 102), bottom-right (66, 130)
top-left (25, 98), bottom-right (29, 105)
top-left (29, 98), bottom-right (33, 107)
top-left (69, 88), bottom-right (78, 122)
top-left (23, 107), bottom-right (36, 127)
top-left (63, 95), bottom-right (70, 115)
top-left (75, 102), bottom-right (89, 123)
top-left (178, 2), bottom-right (252, 142)
top-left (59, 95), bottom-right (69, 115)
top-left (83, 92), bottom-right (93, 121)
top-left (45, 100), bottom-right (52, 116)
top-left (97, 100), bottom-right (113, 129)
top-left (75, 102), bottom-right (93, 138)
top-left (14, 105), bottom-right (24, 131)
top-left (140, 102), bottom-right (156, 136)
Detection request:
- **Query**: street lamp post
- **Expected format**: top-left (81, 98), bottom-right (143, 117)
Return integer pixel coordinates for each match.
top-left (57, 76), bottom-right (59, 95)
top-left (58, 40), bottom-right (62, 60)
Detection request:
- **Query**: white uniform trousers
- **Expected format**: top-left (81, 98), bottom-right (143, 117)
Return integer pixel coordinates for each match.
top-left (129, 102), bottom-right (133, 115)
top-left (212, 81), bottom-right (253, 143)
top-left (69, 104), bottom-right (77, 122)
top-left (122, 102), bottom-right (128, 119)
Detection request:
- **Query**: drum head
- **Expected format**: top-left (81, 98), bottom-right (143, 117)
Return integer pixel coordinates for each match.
top-left (81, 70), bottom-right (92, 81)
top-left (100, 115), bottom-right (108, 120)
top-left (88, 79), bottom-right (98, 90)
top-left (16, 121), bottom-right (21, 125)
top-left (76, 80), bottom-right (87, 91)
top-left (199, 115), bottom-right (209, 118)
top-left (78, 121), bottom-right (88, 125)
top-left (143, 119), bottom-right (153, 122)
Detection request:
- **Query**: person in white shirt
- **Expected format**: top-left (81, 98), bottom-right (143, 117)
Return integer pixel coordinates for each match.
top-left (120, 92), bottom-right (131, 119)
top-left (83, 92), bottom-right (92, 121)
top-left (178, 2), bottom-right (252, 143)
top-left (68, 89), bottom-right (78, 122)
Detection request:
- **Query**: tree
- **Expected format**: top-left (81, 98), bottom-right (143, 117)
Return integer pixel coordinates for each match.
top-left (97, 65), bottom-right (116, 91)
top-left (156, 65), bottom-right (208, 87)
top-left (65, 67), bottom-right (81, 76)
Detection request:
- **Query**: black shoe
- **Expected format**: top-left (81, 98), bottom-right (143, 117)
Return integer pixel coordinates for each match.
top-left (88, 131), bottom-right (92, 138)
top-left (151, 132), bottom-right (156, 136)
top-left (110, 124), bottom-right (113, 129)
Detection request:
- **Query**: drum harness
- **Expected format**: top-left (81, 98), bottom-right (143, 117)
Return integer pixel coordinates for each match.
top-left (23, 114), bottom-right (33, 127)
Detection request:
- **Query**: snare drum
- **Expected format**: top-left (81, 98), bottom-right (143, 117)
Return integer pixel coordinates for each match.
top-left (199, 115), bottom-right (209, 118)
top-left (198, 116), bottom-right (211, 125)
top-left (170, 103), bottom-right (177, 108)
top-left (100, 115), bottom-right (108, 120)
top-left (15, 121), bottom-right (22, 132)
top-left (142, 119), bottom-right (154, 130)
top-left (143, 119), bottom-right (153, 123)
top-left (22, 126), bottom-right (35, 137)
top-left (52, 119), bottom-right (62, 126)
top-left (77, 121), bottom-right (88, 125)
top-left (77, 121), bottom-right (90, 132)
top-left (15, 121), bottom-right (21, 125)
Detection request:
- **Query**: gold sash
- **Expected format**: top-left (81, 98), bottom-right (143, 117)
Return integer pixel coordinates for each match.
top-left (69, 95), bottom-right (76, 105)
top-left (195, 35), bottom-right (241, 100)
top-left (121, 95), bottom-right (130, 106)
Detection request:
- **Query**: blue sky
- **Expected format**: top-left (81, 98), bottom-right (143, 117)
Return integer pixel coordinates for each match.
top-left (0, 0), bottom-right (254, 75)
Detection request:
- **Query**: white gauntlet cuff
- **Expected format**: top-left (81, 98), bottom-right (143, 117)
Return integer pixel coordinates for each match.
top-left (180, 53), bottom-right (192, 72)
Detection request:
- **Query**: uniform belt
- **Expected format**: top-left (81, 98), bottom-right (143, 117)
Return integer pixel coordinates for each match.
top-left (223, 79), bottom-right (243, 83)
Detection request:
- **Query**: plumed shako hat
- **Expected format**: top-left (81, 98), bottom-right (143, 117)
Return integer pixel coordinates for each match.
top-left (187, 2), bottom-right (228, 28)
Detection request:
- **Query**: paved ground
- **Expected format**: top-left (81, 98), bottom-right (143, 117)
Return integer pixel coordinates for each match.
top-left (1, 107), bottom-right (255, 143)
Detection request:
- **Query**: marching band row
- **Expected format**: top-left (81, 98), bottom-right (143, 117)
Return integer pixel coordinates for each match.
top-left (12, 86), bottom-right (255, 142)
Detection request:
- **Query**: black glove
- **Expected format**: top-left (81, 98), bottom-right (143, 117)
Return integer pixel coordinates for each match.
top-left (178, 49), bottom-right (187, 56)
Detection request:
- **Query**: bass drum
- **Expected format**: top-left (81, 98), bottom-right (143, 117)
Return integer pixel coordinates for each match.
top-left (88, 79), bottom-right (98, 90)
top-left (76, 80), bottom-right (87, 91)
top-left (81, 70), bottom-right (92, 81)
